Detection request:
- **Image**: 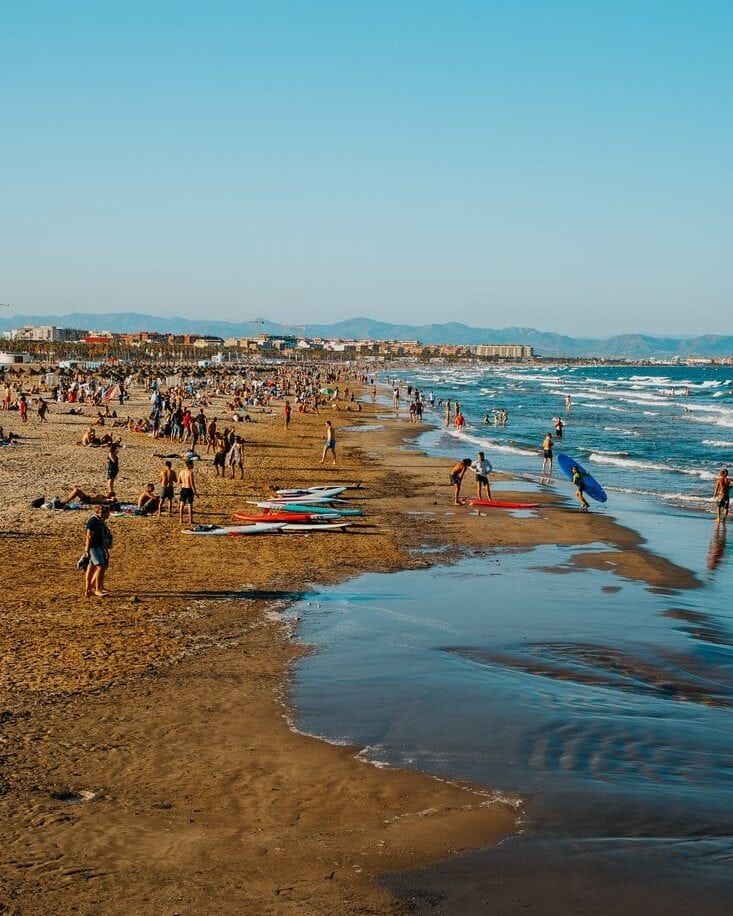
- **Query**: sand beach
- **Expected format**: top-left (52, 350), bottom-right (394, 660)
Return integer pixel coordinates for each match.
top-left (0, 371), bottom-right (710, 914)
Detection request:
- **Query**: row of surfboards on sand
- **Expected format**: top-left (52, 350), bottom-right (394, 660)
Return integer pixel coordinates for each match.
top-left (184, 485), bottom-right (363, 536)
top-left (184, 457), bottom-right (607, 536)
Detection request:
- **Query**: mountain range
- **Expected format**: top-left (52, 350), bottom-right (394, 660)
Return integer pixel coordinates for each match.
top-left (1, 312), bottom-right (732, 360)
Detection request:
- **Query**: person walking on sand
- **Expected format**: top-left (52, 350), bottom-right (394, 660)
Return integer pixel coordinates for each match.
top-left (158, 460), bottom-right (177, 516)
top-left (713, 467), bottom-right (731, 523)
top-left (542, 432), bottom-right (553, 475)
top-left (471, 451), bottom-right (493, 501)
top-left (320, 420), bottom-right (337, 465)
top-left (178, 459), bottom-right (197, 528)
top-left (83, 504), bottom-right (112, 597)
top-left (572, 465), bottom-right (590, 511)
top-left (284, 400), bottom-right (291, 429)
top-left (106, 442), bottom-right (120, 496)
top-left (227, 435), bottom-right (244, 479)
top-left (450, 458), bottom-right (472, 505)
top-left (19, 394), bottom-right (28, 423)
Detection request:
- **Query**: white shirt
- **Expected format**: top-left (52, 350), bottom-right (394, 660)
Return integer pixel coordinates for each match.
top-left (472, 458), bottom-right (492, 476)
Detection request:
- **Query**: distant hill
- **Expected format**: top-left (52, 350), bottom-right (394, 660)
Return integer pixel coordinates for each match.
top-left (1, 311), bottom-right (732, 359)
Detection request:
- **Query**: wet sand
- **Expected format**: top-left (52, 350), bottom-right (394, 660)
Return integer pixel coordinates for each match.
top-left (0, 380), bottom-right (698, 913)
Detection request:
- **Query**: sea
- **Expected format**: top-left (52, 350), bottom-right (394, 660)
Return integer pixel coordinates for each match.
top-left (287, 363), bottom-right (733, 913)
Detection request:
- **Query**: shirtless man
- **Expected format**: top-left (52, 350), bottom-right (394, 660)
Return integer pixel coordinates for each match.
top-left (178, 459), bottom-right (197, 528)
top-left (542, 433), bottom-right (554, 475)
top-left (137, 483), bottom-right (160, 515)
top-left (449, 458), bottom-right (472, 505)
top-left (158, 460), bottom-right (177, 516)
top-left (713, 467), bottom-right (731, 523)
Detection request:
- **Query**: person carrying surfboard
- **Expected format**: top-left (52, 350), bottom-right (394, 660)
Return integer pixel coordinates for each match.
top-left (571, 465), bottom-right (590, 511)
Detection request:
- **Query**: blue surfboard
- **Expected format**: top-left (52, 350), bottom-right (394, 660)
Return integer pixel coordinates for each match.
top-left (556, 454), bottom-right (608, 503)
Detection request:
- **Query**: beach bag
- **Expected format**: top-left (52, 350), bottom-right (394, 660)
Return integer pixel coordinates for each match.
top-left (76, 554), bottom-right (90, 572)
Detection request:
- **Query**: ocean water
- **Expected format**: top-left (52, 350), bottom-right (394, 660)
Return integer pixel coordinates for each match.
top-left (286, 364), bottom-right (733, 911)
top-left (389, 362), bottom-right (733, 512)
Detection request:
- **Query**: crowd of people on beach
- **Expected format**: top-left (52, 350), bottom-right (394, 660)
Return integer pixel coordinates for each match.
top-left (2, 360), bottom-right (372, 600)
top-left (4, 362), bottom-right (732, 607)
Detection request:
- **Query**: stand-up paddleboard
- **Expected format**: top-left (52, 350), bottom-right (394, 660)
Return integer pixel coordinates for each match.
top-left (274, 485), bottom-right (347, 498)
top-left (556, 454), bottom-right (608, 503)
top-left (226, 521), bottom-right (352, 535)
top-left (253, 501), bottom-right (364, 516)
top-left (183, 522), bottom-right (285, 536)
top-left (234, 511), bottom-right (342, 523)
top-left (265, 493), bottom-right (345, 504)
top-left (468, 499), bottom-right (540, 509)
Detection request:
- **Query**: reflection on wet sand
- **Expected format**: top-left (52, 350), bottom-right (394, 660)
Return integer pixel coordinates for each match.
top-left (447, 641), bottom-right (733, 708)
top-left (707, 523), bottom-right (727, 571)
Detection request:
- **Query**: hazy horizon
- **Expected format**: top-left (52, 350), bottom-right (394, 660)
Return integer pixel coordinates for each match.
top-left (2, 2), bottom-right (731, 336)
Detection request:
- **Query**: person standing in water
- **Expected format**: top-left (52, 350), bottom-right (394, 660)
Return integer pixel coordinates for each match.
top-left (713, 468), bottom-right (731, 523)
top-left (541, 432), bottom-right (553, 475)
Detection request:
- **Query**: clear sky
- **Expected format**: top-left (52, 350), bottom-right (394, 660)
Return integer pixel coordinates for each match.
top-left (1, 0), bottom-right (731, 335)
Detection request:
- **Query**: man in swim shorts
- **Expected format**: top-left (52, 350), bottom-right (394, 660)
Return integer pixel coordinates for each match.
top-left (178, 459), bottom-right (197, 528)
top-left (542, 433), bottom-right (553, 475)
top-left (158, 460), bottom-right (177, 516)
top-left (449, 458), bottom-right (472, 505)
top-left (713, 467), bottom-right (731, 523)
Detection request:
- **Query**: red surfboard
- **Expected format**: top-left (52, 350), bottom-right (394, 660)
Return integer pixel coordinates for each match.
top-left (233, 511), bottom-right (340, 523)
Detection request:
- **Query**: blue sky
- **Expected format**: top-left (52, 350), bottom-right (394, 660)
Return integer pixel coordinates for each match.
top-left (1, 0), bottom-right (731, 335)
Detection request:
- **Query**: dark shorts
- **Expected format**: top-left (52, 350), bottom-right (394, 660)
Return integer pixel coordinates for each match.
top-left (718, 497), bottom-right (730, 509)
top-left (180, 487), bottom-right (194, 505)
top-left (214, 453), bottom-right (226, 467)
top-left (450, 472), bottom-right (462, 485)
top-left (476, 475), bottom-right (488, 485)
top-left (543, 449), bottom-right (553, 459)
top-left (161, 485), bottom-right (174, 500)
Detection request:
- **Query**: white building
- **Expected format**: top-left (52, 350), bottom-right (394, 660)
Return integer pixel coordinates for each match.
top-left (474, 343), bottom-right (534, 359)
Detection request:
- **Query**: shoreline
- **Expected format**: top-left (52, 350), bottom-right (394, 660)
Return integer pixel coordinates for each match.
top-left (0, 377), bottom-right (700, 913)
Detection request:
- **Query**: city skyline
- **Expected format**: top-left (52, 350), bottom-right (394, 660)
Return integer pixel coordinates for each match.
top-left (2, 1), bottom-right (731, 336)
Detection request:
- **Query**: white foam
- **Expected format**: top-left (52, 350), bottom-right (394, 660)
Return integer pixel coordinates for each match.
top-left (588, 452), bottom-right (716, 480)
top-left (703, 440), bottom-right (733, 448)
